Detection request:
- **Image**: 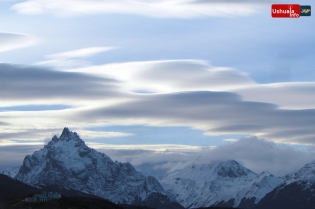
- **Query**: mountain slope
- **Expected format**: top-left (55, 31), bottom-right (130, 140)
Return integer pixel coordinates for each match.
top-left (2, 166), bottom-right (20, 178)
top-left (0, 174), bottom-right (40, 201)
top-left (3, 128), bottom-right (176, 207)
top-left (160, 160), bottom-right (283, 208)
top-left (255, 160), bottom-right (315, 209)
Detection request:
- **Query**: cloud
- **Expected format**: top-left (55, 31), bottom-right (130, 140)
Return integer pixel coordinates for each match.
top-left (1, 60), bottom-right (315, 146)
top-left (96, 136), bottom-right (315, 177)
top-left (11, 0), bottom-right (268, 18)
top-left (68, 60), bottom-right (255, 93)
top-left (224, 138), bottom-right (238, 142)
top-left (0, 63), bottom-right (121, 106)
top-left (46, 47), bottom-right (116, 59)
top-left (37, 46), bottom-right (117, 70)
top-left (94, 145), bottom-right (206, 174)
top-left (75, 129), bottom-right (134, 139)
top-left (0, 126), bottom-right (134, 147)
top-left (0, 127), bottom-right (62, 144)
top-left (69, 60), bottom-right (315, 109)
top-left (0, 145), bottom-right (42, 172)
top-left (88, 143), bottom-right (213, 152)
top-left (76, 91), bottom-right (315, 145)
top-left (199, 136), bottom-right (315, 176)
top-left (0, 32), bottom-right (37, 53)
top-left (234, 83), bottom-right (315, 110)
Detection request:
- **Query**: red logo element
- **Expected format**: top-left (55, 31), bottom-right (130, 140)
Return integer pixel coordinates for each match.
top-left (272, 4), bottom-right (300, 18)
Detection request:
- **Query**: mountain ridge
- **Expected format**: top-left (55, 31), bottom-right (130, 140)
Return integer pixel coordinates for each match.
top-left (160, 160), bottom-right (284, 208)
top-left (3, 127), bottom-right (315, 209)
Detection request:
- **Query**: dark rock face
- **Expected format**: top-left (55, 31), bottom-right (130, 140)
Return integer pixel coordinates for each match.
top-left (254, 181), bottom-right (315, 209)
top-left (213, 199), bottom-right (235, 208)
top-left (237, 197), bottom-right (256, 209)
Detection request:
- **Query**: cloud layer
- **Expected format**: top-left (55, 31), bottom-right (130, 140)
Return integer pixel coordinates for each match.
top-left (78, 91), bottom-right (315, 144)
top-left (11, 0), bottom-right (268, 18)
top-left (69, 60), bottom-right (315, 109)
top-left (1, 60), bottom-right (315, 146)
top-left (0, 63), bottom-right (120, 106)
top-left (95, 136), bottom-right (315, 177)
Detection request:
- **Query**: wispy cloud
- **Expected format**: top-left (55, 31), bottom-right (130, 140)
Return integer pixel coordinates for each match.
top-left (37, 47), bottom-right (117, 69)
top-left (11, 0), bottom-right (269, 18)
top-left (0, 32), bottom-right (37, 53)
top-left (46, 47), bottom-right (116, 59)
top-left (88, 142), bottom-right (213, 152)
top-left (68, 60), bottom-right (255, 93)
top-left (76, 129), bottom-right (134, 139)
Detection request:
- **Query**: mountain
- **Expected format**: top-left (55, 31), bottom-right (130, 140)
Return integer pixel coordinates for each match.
top-left (3, 128), bottom-right (182, 209)
top-left (160, 160), bottom-right (283, 209)
top-left (255, 160), bottom-right (315, 209)
top-left (0, 174), bottom-right (40, 201)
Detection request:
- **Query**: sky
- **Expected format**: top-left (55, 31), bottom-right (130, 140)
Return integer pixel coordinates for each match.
top-left (0, 0), bottom-right (315, 177)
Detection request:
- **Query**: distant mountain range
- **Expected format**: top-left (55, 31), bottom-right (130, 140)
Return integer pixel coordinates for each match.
top-left (159, 160), bottom-right (283, 208)
top-left (2, 127), bottom-right (315, 209)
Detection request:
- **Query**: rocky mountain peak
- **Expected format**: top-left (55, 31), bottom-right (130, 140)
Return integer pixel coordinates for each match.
top-left (214, 160), bottom-right (254, 178)
top-left (3, 128), bottom-right (171, 207)
top-left (60, 127), bottom-right (71, 137)
top-left (59, 127), bottom-right (80, 141)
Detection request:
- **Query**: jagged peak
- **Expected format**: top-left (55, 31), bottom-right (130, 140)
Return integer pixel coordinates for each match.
top-left (52, 135), bottom-right (58, 141)
top-left (257, 171), bottom-right (273, 178)
top-left (214, 160), bottom-right (256, 178)
top-left (58, 127), bottom-right (81, 141)
top-left (60, 127), bottom-right (71, 138)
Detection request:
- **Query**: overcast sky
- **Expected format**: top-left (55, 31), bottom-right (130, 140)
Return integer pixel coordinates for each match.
top-left (0, 0), bottom-right (315, 176)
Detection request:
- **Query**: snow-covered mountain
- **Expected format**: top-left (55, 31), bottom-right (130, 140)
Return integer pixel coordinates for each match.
top-left (3, 128), bottom-right (181, 208)
top-left (2, 166), bottom-right (20, 178)
top-left (160, 160), bottom-right (284, 208)
top-left (284, 160), bottom-right (315, 184)
top-left (255, 160), bottom-right (315, 209)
